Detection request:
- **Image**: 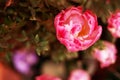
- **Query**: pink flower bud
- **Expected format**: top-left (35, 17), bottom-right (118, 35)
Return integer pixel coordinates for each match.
top-left (54, 6), bottom-right (102, 52)
top-left (68, 69), bottom-right (90, 80)
top-left (108, 10), bottom-right (120, 38)
top-left (35, 74), bottom-right (61, 80)
top-left (92, 41), bottom-right (117, 68)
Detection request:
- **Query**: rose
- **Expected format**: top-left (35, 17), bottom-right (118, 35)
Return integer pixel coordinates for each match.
top-left (54, 6), bottom-right (102, 52)
top-left (68, 69), bottom-right (90, 80)
top-left (92, 41), bottom-right (117, 68)
top-left (107, 10), bottom-right (120, 38)
top-left (35, 74), bottom-right (61, 80)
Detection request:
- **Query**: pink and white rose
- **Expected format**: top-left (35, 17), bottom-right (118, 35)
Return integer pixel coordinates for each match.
top-left (108, 10), bottom-right (120, 38)
top-left (68, 69), bottom-right (90, 80)
top-left (92, 41), bottom-right (117, 68)
top-left (54, 6), bottom-right (102, 52)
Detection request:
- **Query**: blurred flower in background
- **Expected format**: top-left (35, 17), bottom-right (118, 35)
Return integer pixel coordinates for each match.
top-left (106, 0), bottom-right (110, 4)
top-left (92, 41), bottom-right (117, 68)
top-left (12, 48), bottom-right (38, 75)
top-left (54, 6), bottom-right (102, 52)
top-left (41, 61), bottom-right (66, 78)
top-left (68, 69), bottom-right (90, 80)
top-left (35, 74), bottom-right (61, 80)
top-left (107, 10), bottom-right (120, 38)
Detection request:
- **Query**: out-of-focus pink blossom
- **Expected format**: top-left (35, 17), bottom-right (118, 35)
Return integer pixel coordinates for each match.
top-left (12, 48), bottom-right (38, 75)
top-left (54, 6), bottom-right (102, 52)
top-left (68, 69), bottom-right (90, 80)
top-left (108, 10), bottom-right (120, 38)
top-left (92, 41), bottom-right (117, 68)
top-left (35, 74), bottom-right (61, 80)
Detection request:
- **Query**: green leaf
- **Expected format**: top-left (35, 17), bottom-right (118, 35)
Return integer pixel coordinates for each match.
top-left (36, 47), bottom-right (41, 56)
top-left (35, 34), bottom-right (39, 43)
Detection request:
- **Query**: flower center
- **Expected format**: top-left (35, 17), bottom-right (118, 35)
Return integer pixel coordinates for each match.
top-left (64, 14), bottom-right (81, 24)
top-left (64, 14), bottom-right (90, 37)
top-left (78, 18), bottom-right (90, 37)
